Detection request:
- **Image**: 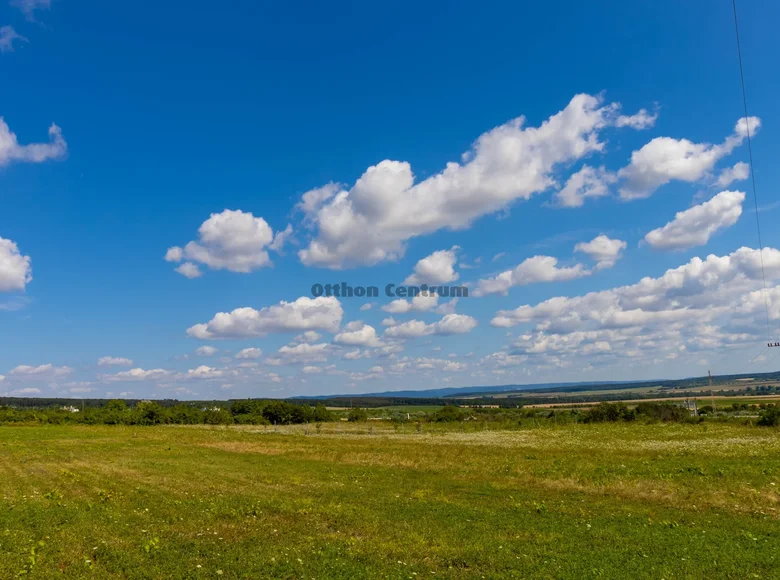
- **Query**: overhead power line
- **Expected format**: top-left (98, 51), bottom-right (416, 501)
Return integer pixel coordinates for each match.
top-left (731, 0), bottom-right (774, 345)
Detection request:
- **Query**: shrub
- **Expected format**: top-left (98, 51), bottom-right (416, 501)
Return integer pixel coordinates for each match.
top-left (347, 407), bottom-right (368, 422)
top-left (757, 404), bottom-right (780, 427)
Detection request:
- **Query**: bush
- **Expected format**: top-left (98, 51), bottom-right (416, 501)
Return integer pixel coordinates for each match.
top-left (635, 402), bottom-right (690, 422)
top-left (347, 407), bottom-right (368, 422)
top-left (430, 405), bottom-right (465, 422)
top-left (584, 403), bottom-right (635, 423)
top-left (757, 404), bottom-right (780, 427)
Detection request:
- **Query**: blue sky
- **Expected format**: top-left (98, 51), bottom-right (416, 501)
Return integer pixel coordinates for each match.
top-left (2, 0), bottom-right (780, 399)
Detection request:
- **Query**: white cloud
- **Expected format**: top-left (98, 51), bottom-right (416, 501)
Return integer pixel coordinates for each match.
top-left (10, 364), bottom-right (72, 377)
top-left (384, 313), bottom-right (477, 339)
top-left (715, 162), bottom-right (749, 188)
top-left (174, 262), bottom-right (203, 279)
top-left (298, 94), bottom-right (648, 268)
top-left (491, 247), bottom-right (780, 364)
top-left (474, 255), bottom-right (589, 296)
top-left (618, 116), bottom-right (760, 200)
top-left (403, 247), bottom-right (459, 285)
top-left (574, 235), bottom-right (627, 270)
top-left (0, 375), bottom-right (4, 382)
top-left (0, 118), bottom-right (67, 166)
top-left (101, 368), bottom-right (169, 382)
top-left (0, 26), bottom-right (27, 52)
top-left (359, 303), bottom-right (374, 311)
top-left (553, 165), bottom-right (616, 208)
top-left (302, 365), bottom-right (321, 374)
top-left (334, 321), bottom-right (383, 347)
top-left (274, 342), bottom-right (332, 365)
top-left (644, 190), bottom-right (745, 251)
top-left (180, 365), bottom-right (225, 380)
top-left (343, 349), bottom-right (371, 360)
top-left (435, 298), bottom-right (459, 315)
top-left (195, 346), bottom-right (218, 356)
top-left (235, 347), bottom-right (262, 359)
top-left (165, 210), bottom-right (289, 275)
top-left (12, 387), bottom-right (40, 394)
top-left (292, 331), bottom-right (321, 344)
top-left (615, 108), bottom-right (658, 130)
top-left (187, 296), bottom-right (343, 339)
top-left (268, 224), bottom-right (293, 253)
top-left (382, 293), bottom-right (439, 313)
top-left (0, 236), bottom-right (32, 292)
top-left (98, 356), bottom-right (134, 367)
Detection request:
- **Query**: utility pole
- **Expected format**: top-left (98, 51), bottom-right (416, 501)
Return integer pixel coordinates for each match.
top-left (709, 370), bottom-right (715, 414)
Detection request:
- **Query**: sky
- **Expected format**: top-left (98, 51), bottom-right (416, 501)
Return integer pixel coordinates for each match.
top-left (2, 0), bottom-right (780, 400)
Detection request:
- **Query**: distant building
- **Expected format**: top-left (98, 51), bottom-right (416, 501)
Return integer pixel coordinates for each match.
top-left (61, 405), bottom-right (80, 413)
top-left (459, 404), bottom-right (500, 409)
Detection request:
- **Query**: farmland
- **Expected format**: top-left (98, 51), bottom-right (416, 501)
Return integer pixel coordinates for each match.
top-left (1, 422), bottom-right (779, 579)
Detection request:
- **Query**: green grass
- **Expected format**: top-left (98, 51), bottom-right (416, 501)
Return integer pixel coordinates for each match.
top-left (1, 422), bottom-right (779, 579)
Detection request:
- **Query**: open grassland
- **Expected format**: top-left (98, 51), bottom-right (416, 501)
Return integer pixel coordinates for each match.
top-left (1, 423), bottom-right (779, 579)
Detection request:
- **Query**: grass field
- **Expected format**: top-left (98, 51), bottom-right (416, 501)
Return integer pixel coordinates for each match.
top-left (1, 423), bottom-right (779, 579)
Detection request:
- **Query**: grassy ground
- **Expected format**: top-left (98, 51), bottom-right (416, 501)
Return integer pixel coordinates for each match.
top-left (1, 422), bottom-right (779, 579)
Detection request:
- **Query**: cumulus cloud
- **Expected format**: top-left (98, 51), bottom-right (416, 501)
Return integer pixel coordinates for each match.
top-left (382, 293), bottom-right (439, 313)
top-left (553, 165), bottom-right (616, 208)
top-left (10, 364), bottom-right (72, 377)
top-left (343, 349), bottom-right (371, 360)
top-left (574, 235), bottom-right (627, 270)
top-left (235, 347), bottom-right (262, 359)
top-left (644, 190), bottom-right (745, 251)
top-left (179, 365), bottom-right (226, 380)
top-left (0, 26), bottom-right (27, 52)
top-left (174, 262), bottom-right (202, 279)
top-left (618, 116), bottom-right (760, 200)
top-left (187, 296), bottom-right (343, 339)
top-left (0, 118), bottom-right (67, 166)
top-left (384, 313), bottom-right (477, 339)
top-left (101, 368), bottom-right (169, 382)
top-left (195, 346), bottom-right (217, 356)
top-left (165, 210), bottom-right (289, 275)
top-left (0, 236), bottom-right (32, 292)
top-left (334, 321), bottom-right (383, 347)
top-left (403, 247), bottom-right (459, 285)
top-left (715, 162), bottom-right (749, 189)
top-left (298, 94), bottom-right (649, 268)
top-left (98, 356), bottom-right (134, 367)
top-left (292, 331), bottom-right (321, 344)
top-left (615, 108), bottom-right (658, 130)
top-left (491, 247), bottom-right (780, 362)
top-left (474, 255), bottom-right (589, 296)
top-left (272, 342), bottom-right (332, 365)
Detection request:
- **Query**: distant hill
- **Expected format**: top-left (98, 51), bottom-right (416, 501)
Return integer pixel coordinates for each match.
top-left (297, 380), bottom-right (633, 400)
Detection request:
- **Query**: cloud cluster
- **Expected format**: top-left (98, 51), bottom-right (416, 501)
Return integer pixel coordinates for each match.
top-left (474, 235), bottom-right (625, 296)
top-left (384, 313), bottom-right (477, 339)
top-left (298, 94), bottom-right (649, 268)
top-left (492, 247), bottom-right (780, 364)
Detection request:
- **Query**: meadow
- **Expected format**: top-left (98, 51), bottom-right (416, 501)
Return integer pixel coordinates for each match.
top-left (1, 422), bottom-right (779, 579)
